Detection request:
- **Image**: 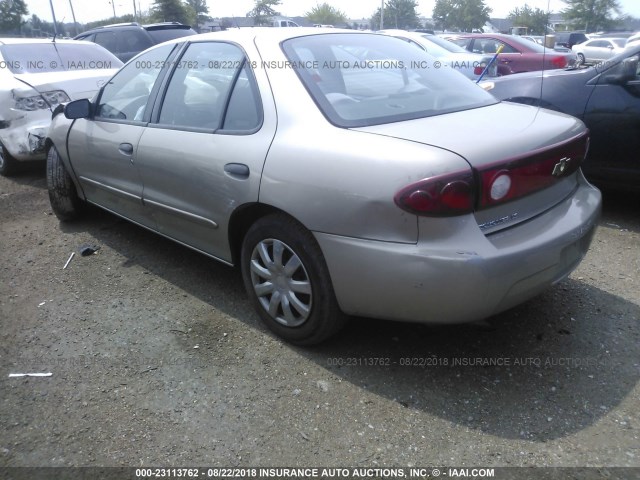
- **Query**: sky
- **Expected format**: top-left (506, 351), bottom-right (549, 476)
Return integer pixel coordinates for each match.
top-left (21, 0), bottom-right (640, 25)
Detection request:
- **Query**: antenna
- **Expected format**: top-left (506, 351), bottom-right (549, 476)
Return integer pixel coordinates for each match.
top-left (48, 0), bottom-right (58, 40)
top-left (540, 0), bottom-right (552, 105)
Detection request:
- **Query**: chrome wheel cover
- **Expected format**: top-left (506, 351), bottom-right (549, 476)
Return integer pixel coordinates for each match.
top-left (249, 238), bottom-right (312, 327)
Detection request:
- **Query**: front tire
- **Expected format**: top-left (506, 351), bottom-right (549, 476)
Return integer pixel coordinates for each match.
top-left (46, 147), bottom-right (84, 221)
top-left (241, 214), bottom-right (346, 345)
top-left (577, 53), bottom-right (585, 65)
top-left (0, 143), bottom-right (18, 176)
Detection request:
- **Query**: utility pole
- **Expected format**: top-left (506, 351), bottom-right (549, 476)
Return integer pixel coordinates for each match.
top-left (133, 0), bottom-right (137, 21)
top-left (380, 0), bottom-right (384, 30)
top-left (110, 1), bottom-right (116, 19)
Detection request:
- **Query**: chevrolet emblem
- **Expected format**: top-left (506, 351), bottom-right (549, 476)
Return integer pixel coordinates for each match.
top-left (552, 157), bottom-right (571, 177)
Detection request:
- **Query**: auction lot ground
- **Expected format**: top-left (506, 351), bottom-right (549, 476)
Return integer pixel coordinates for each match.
top-left (1, 168), bottom-right (639, 469)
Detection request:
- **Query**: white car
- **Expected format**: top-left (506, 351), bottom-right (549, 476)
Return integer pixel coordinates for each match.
top-left (379, 29), bottom-right (498, 80)
top-left (626, 32), bottom-right (640, 49)
top-left (572, 37), bottom-right (626, 65)
top-left (0, 38), bottom-right (122, 175)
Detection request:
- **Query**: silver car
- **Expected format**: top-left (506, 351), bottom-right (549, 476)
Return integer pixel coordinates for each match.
top-left (572, 37), bottom-right (627, 65)
top-left (46, 28), bottom-right (601, 344)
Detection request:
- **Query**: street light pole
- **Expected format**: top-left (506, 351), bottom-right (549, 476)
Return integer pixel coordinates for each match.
top-left (380, 0), bottom-right (384, 30)
top-left (132, 0), bottom-right (137, 21)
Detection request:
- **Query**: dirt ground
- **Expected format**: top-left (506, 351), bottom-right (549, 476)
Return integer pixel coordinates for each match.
top-left (1, 166), bottom-right (639, 471)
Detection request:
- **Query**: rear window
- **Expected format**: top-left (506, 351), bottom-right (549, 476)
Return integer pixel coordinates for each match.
top-left (147, 27), bottom-right (196, 44)
top-left (0, 43), bottom-right (122, 74)
top-left (282, 33), bottom-right (497, 128)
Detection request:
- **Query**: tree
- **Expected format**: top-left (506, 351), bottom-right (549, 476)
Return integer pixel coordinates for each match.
top-left (305, 3), bottom-right (347, 26)
top-left (508, 4), bottom-right (550, 35)
top-left (186, 0), bottom-right (210, 31)
top-left (562, 0), bottom-right (623, 32)
top-left (151, 0), bottom-right (193, 25)
top-left (248, 0), bottom-right (281, 26)
top-left (0, 0), bottom-right (28, 34)
top-left (432, 0), bottom-right (491, 32)
top-left (370, 0), bottom-right (420, 30)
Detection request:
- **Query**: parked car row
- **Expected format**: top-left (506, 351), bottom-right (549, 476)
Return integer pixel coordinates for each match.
top-left (379, 30), bottom-right (498, 80)
top-left (443, 33), bottom-right (577, 75)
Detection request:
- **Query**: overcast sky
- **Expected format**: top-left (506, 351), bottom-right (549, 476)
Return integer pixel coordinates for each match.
top-left (22, 0), bottom-right (640, 25)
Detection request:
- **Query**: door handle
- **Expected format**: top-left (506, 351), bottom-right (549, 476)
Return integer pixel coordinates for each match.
top-left (224, 163), bottom-right (250, 179)
top-left (119, 143), bottom-right (134, 156)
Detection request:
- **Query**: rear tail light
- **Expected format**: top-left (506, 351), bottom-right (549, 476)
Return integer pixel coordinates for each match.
top-left (477, 132), bottom-right (589, 209)
top-left (394, 132), bottom-right (589, 216)
top-left (13, 90), bottom-right (71, 111)
top-left (394, 170), bottom-right (475, 217)
top-left (550, 55), bottom-right (567, 68)
top-left (474, 64), bottom-right (485, 76)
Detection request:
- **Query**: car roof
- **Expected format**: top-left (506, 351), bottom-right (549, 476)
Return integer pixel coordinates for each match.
top-left (77, 21), bottom-right (192, 34)
top-left (166, 27), bottom-right (362, 44)
top-left (0, 37), bottom-right (94, 46)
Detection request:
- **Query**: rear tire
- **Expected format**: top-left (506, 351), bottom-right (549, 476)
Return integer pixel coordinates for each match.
top-left (47, 146), bottom-right (84, 221)
top-left (0, 143), bottom-right (18, 177)
top-left (577, 53), bottom-right (585, 65)
top-left (241, 213), bottom-right (346, 345)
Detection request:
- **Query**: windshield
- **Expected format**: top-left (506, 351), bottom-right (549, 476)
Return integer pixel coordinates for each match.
top-left (282, 33), bottom-right (497, 128)
top-left (0, 43), bottom-right (122, 74)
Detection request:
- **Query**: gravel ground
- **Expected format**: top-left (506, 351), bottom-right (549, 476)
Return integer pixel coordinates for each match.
top-left (0, 167), bottom-right (639, 471)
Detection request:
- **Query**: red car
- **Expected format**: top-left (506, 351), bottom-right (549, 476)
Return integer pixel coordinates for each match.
top-left (444, 33), bottom-right (577, 75)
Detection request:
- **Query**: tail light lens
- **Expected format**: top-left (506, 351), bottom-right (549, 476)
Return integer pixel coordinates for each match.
top-left (550, 55), bottom-right (567, 68)
top-left (477, 132), bottom-right (589, 209)
top-left (394, 170), bottom-right (475, 217)
top-left (394, 132), bottom-right (589, 217)
top-left (13, 90), bottom-right (71, 111)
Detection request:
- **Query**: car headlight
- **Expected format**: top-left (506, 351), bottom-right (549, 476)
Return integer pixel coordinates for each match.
top-left (14, 90), bottom-right (71, 111)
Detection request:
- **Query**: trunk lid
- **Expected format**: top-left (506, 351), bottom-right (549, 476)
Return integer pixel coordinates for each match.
top-left (15, 69), bottom-right (118, 100)
top-left (354, 102), bottom-right (589, 234)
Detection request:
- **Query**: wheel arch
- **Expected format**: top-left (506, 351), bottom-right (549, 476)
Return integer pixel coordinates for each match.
top-left (44, 138), bottom-right (87, 200)
top-left (228, 203), bottom-right (306, 266)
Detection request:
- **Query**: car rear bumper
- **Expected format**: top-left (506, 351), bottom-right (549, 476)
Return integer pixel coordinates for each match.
top-left (314, 174), bottom-right (601, 324)
top-left (0, 109), bottom-right (49, 161)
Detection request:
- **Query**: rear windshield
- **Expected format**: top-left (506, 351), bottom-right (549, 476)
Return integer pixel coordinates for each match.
top-left (147, 27), bottom-right (196, 43)
top-left (0, 43), bottom-right (121, 74)
top-left (282, 33), bottom-right (497, 128)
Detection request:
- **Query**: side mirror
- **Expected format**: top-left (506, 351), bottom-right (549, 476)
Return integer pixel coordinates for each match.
top-left (64, 98), bottom-right (92, 119)
top-left (604, 56), bottom-right (638, 85)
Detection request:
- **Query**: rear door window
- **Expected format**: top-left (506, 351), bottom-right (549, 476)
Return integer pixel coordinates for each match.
top-left (96, 43), bottom-right (176, 122)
